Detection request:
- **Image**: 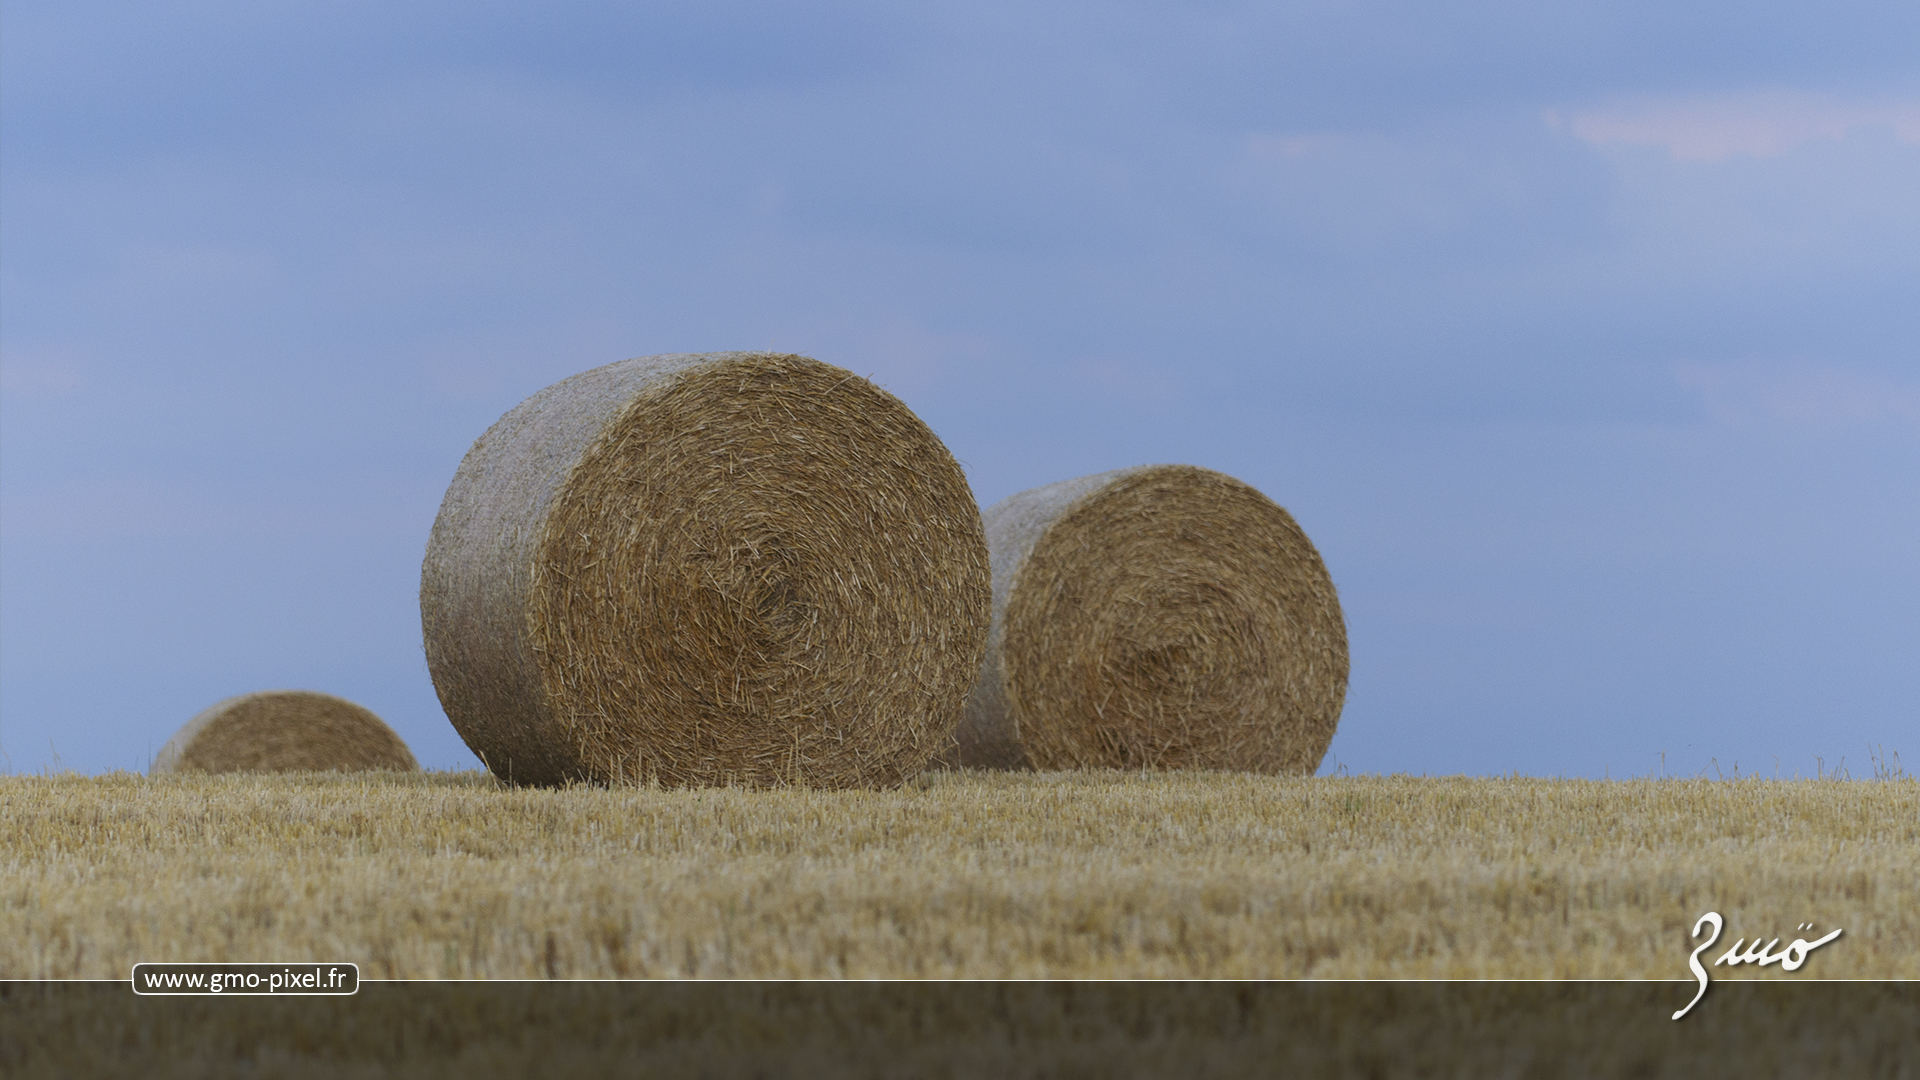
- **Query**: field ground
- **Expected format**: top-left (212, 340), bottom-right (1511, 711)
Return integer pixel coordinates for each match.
top-left (6, 981), bottom-right (1916, 1079)
top-left (4, 770), bottom-right (1915, 980)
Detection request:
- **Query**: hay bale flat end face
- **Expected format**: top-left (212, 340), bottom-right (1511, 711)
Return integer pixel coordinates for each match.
top-left (150, 691), bottom-right (420, 775)
top-left (421, 352), bottom-right (992, 789)
top-left (949, 464), bottom-right (1348, 774)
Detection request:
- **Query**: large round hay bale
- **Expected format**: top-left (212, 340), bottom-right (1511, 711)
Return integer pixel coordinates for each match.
top-left (420, 351), bottom-right (991, 789)
top-left (150, 690), bottom-right (419, 775)
top-left (942, 464), bottom-right (1347, 773)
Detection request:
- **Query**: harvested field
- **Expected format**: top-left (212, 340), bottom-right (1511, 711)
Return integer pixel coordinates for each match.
top-left (2, 771), bottom-right (1913, 981)
top-left (7, 982), bottom-right (1915, 1080)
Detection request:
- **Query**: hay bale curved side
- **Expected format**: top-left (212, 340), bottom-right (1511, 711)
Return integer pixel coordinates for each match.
top-left (150, 691), bottom-right (420, 775)
top-left (943, 465), bottom-right (1347, 773)
top-left (420, 352), bottom-right (992, 789)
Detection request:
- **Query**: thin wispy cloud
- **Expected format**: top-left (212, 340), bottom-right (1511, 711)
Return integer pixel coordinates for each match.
top-left (1551, 92), bottom-right (1920, 161)
top-left (1244, 133), bottom-right (1345, 160)
top-left (0, 352), bottom-right (84, 399)
top-left (1678, 362), bottom-right (1920, 428)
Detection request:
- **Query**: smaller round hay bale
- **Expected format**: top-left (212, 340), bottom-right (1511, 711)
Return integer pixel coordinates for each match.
top-left (150, 691), bottom-right (419, 775)
top-left (942, 464), bottom-right (1348, 774)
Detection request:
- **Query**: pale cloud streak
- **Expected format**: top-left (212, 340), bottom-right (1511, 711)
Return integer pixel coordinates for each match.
top-left (0, 352), bottom-right (84, 398)
top-left (1678, 362), bottom-right (1920, 428)
top-left (1551, 92), bottom-right (1920, 161)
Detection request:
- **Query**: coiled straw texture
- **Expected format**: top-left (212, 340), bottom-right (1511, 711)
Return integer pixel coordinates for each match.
top-left (150, 690), bottom-right (419, 775)
top-left (420, 352), bottom-right (991, 789)
top-left (943, 465), bottom-right (1347, 773)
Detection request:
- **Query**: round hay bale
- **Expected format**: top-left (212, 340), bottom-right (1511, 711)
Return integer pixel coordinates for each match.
top-left (150, 690), bottom-right (419, 775)
top-left (941, 464), bottom-right (1347, 773)
top-left (420, 351), bottom-right (991, 789)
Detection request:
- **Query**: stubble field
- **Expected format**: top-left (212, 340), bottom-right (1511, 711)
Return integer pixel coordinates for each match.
top-left (3, 769), bottom-right (1914, 981)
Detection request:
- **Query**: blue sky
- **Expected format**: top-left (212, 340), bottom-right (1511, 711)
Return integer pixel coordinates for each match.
top-left (3, 1), bottom-right (1915, 778)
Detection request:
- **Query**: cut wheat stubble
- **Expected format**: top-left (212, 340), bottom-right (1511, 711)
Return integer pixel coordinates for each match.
top-left (942, 465), bottom-right (1348, 773)
top-left (420, 352), bottom-right (992, 789)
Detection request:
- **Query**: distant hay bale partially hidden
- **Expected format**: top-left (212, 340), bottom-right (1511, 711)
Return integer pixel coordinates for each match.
top-left (150, 691), bottom-right (419, 775)
top-left (420, 352), bottom-right (992, 790)
top-left (942, 465), bottom-right (1348, 774)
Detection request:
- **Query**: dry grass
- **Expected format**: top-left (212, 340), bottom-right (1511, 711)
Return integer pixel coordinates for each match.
top-left (8, 982), bottom-right (1915, 1080)
top-left (2, 771), bottom-right (1913, 981)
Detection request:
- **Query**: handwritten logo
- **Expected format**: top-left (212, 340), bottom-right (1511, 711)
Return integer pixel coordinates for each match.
top-left (1673, 911), bottom-right (1843, 1019)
